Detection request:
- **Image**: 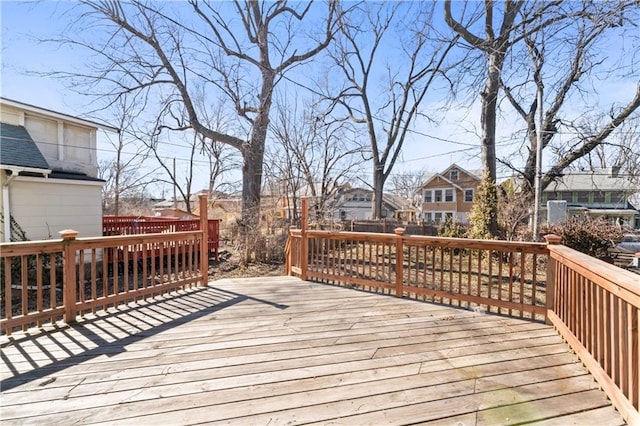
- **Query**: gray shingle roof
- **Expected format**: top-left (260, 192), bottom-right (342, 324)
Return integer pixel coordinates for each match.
top-left (0, 123), bottom-right (50, 170)
top-left (545, 170), bottom-right (639, 192)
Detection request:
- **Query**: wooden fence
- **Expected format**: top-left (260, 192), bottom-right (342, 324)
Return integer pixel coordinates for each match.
top-left (286, 197), bottom-right (640, 424)
top-left (103, 215), bottom-right (220, 260)
top-left (1, 195), bottom-right (211, 336)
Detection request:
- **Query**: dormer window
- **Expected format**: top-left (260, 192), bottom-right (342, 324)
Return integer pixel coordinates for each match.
top-left (450, 169), bottom-right (459, 180)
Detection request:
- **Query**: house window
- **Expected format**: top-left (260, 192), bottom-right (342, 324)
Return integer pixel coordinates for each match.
top-left (464, 189), bottom-right (474, 203)
top-left (560, 192), bottom-right (573, 202)
top-left (434, 190), bottom-right (443, 202)
top-left (340, 210), bottom-right (346, 220)
top-left (424, 191), bottom-right (432, 203)
top-left (577, 192), bottom-right (590, 203)
top-left (445, 212), bottom-right (453, 220)
top-left (445, 189), bottom-right (454, 202)
top-left (610, 191), bottom-right (625, 206)
top-left (450, 170), bottom-right (459, 180)
top-left (593, 191), bottom-right (606, 203)
top-left (434, 212), bottom-right (443, 223)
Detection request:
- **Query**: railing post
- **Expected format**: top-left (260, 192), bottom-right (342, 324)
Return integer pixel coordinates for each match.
top-left (395, 227), bottom-right (405, 298)
top-left (199, 194), bottom-right (209, 287)
top-left (60, 229), bottom-right (78, 324)
top-left (285, 229), bottom-right (292, 276)
top-left (544, 234), bottom-right (562, 325)
top-left (300, 197), bottom-right (308, 281)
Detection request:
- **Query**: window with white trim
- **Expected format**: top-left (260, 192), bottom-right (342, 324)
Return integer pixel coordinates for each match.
top-left (424, 188), bottom-right (455, 203)
top-left (464, 189), bottom-right (474, 203)
top-left (445, 189), bottom-right (454, 202)
top-left (423, 211), bottom-right (455, 223)
top-left (450, 170), bottom-right (459, 180)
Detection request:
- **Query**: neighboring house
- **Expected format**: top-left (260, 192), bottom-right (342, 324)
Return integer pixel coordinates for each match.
top-left (419, 164), bottom-right (481, 224)
top-left (542, 167), bottom-right (640, 228)
top-left (331, 187), bottom-right (405, 221)
top-left (0, 97), bottom-right (117, 241)
top-left (153, 207), bottom-right (196, 220)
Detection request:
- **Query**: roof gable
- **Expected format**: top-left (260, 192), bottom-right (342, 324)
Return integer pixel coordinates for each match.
top-left (421, 173), bottom-right (464, 191)
top-left (0, 123), bottom-right (50, 171)
top-left (421, 163), bottom-right (481, 190)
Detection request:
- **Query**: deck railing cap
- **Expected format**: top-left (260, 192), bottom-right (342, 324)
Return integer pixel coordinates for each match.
top-left (59, 229), bottom-right (79, 240)
top-left (543, 234), bottom-right (562, 245)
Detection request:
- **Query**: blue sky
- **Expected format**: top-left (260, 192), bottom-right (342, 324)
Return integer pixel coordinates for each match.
top-left (0, 1), bottom-right (487, 191)
top-left (2, 1), bottom-right (638, 196)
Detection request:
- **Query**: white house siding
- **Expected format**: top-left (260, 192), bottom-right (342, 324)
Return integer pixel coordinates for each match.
top-left (62, 123), bottom-right (97, 176)
top-left (24, 114), bottom-right (60, 160)
top-left (9, 177), bottom-right (103, 240)
top-left (0, 172), bottom-right (6, 241)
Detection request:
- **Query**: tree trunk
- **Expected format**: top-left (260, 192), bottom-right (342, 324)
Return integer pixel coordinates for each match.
top-left (479, 52), bottom-right (504, 236)
top-left (372, 165), bottom-right (385, 219)
top-left (239, 69), bottom-right (274, 262)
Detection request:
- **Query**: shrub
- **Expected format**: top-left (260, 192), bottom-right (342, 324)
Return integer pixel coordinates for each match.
top-left (542, 217), bottom-right (623, 258)
top-left (437, 217), bottom-right (467, 239)
top-left (467, 172), bottom-right (498, 240)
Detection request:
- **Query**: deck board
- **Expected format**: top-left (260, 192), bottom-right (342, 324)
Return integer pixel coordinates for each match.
top-left (1, 276), bottom-right (623, 425)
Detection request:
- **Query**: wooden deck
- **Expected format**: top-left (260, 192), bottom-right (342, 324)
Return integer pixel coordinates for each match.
top-left (1, 276), bottom-right (624, 425)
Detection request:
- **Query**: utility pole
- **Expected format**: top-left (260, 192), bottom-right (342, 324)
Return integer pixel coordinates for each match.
top-left (173, 157), bottom-right (177, 210)
top-left (532, 83), bottom-right (544, 240)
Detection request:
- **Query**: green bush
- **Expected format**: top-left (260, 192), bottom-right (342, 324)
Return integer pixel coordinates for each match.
top-left (437, 217), bottom-right (467, 239)
top-left (542, 217), bottom-right (623, 258)
top-left (467, 172), bottom-right (498, 240)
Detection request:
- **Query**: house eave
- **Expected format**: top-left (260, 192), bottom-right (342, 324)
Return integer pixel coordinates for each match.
top-left (1, 97), bottom-right (119, 133)
top-left (1, 164), bottom-right (52, 178)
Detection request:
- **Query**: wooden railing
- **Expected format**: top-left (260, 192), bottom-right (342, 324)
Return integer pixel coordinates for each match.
top-left (103, 216), bottom-right (220, 260)
top-left (1, 195), bottom-right (211, 336)
top-left (546, 237), bottom-right (640, 424)
top-left (286, 197), bottom-right (640, 424)
top-left (288, 228), bottom-right (548, 321)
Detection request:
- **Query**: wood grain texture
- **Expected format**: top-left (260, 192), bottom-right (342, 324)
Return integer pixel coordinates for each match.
top-left (1, 276), bottom-right (622, 425)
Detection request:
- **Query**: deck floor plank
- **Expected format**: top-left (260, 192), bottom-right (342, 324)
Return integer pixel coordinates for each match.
top-left (1, 276), bottom-right (623, 425)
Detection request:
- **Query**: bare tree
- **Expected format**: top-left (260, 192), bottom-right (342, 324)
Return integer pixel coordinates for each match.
top-left (327, 2), bottom-right (458, 219)
top-left (388, 168), bottom-right (428, 208)
top-left (98, 95), bottom-right (156, 216)
top-left (444, 0), bottom-right (568, 235)
top-left (267, 93), bottom-right (367, 222)
top-left (52, 1), bottom-right (341, 259)
top-left (498, 1), bottom-right (640, 199)
top-left (147, 131), bottom-right (200, 214)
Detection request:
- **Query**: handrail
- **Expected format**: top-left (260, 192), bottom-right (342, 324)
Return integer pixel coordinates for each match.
top-left (1, 195), bottom-right (212, 336)
top-left (287, 199), bottom-right (640, 423)
top-left (102, 216), bottom-right (220, 260)
top-left (547, 244), bottom-right (640, 424)
top-left (290, 226), bottom-right (549, 321)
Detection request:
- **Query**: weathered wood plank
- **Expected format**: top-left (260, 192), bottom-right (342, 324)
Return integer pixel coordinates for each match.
top-left (0, 276), bottom-right (623, 426)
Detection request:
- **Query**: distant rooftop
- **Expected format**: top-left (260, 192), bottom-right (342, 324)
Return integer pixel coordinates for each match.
top-left (546, 168), bottom-right (638, 192)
